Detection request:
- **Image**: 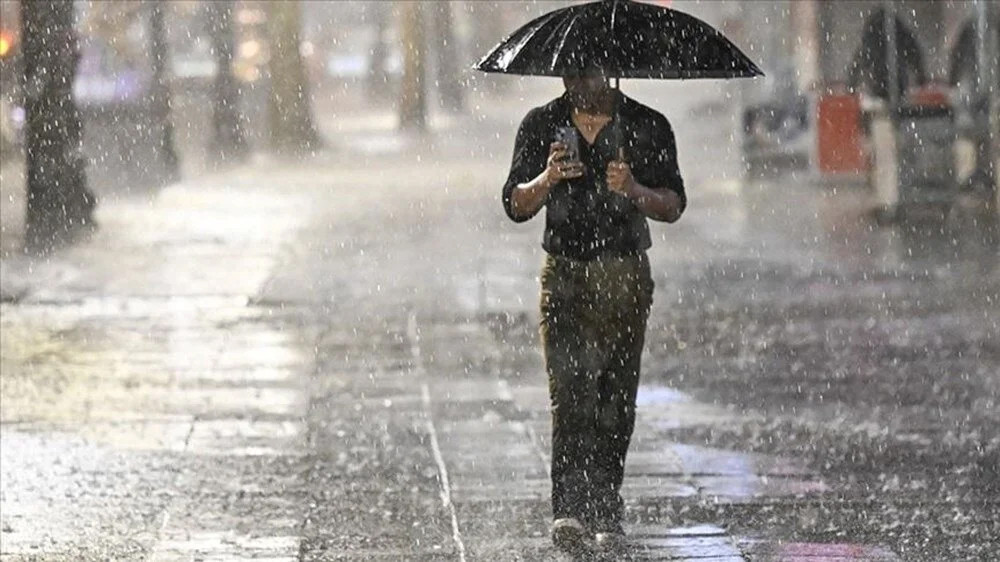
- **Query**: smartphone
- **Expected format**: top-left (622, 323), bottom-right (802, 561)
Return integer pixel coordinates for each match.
top-left (554, 126), bottom-right (580, 163)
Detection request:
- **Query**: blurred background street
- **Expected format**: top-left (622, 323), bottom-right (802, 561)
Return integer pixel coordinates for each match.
top-left (1, 1), bottom-right (998, 560)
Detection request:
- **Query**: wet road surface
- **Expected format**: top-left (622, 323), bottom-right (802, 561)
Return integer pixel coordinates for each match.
top-left (2, 82), bottom-right (999, 560)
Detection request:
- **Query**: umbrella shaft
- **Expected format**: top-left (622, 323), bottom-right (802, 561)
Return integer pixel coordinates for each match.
top-left (614, 76), bottom-right (622, 154)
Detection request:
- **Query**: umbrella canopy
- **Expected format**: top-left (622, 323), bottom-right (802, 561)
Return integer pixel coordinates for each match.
top-left (475, 0), bottom-right (762, 79)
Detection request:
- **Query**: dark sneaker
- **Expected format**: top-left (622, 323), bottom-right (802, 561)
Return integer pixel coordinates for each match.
top-left (552, 517), bottom-right (591, 556)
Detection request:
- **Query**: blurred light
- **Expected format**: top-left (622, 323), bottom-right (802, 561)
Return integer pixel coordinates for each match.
top-left (300, 41), bottom-right (315, 58)
top-left (234, 61), bottom-right (260, 83)
top-left (236, 8), bottom-right (266, 26)
top-left (0, 33), bottom-right (12, 58)
top-left (239, 40), bottom-right (261, 59)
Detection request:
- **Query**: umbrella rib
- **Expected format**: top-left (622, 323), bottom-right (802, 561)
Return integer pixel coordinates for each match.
top-left (499, 10), bottom-right (565, 71)
top-left (551, 13), bottom-right (582, 71)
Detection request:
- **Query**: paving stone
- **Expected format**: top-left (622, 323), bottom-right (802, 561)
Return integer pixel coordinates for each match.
top-left (623, 475), bottom-right (700, 498)
top-left (673, 443), bottom-right (814, 478)
top-left (451, 478), bottom-right (550, 502)
top-left (150, 532), bottom-right (300, 560)
top-left (301, 550), bottom-right (456, 561)
top-left (68, 418), bottom-right (194, 452)
top-left (695, 474), bottom-right (763, 498)
top-left (185, 419), bottom-right (305, 456)
top-left (740, 541), bottom-right (902, 561)
top-left (464, 536), bottom-right (559, 560)
top-left (636, 535), bottom-right (744, 557)
top-left (214, 345), bottom-right (310, 369)
top-left (452, 497), bottom-right (552, 541)
top-left (176, 366), bottom-right (300, 385)
top-left (432, 397), bottom-right (528, 422)
top-left (695, 475), bottom-right (829, 501)
top-left (625, 449), bottom-right (687, 476)
top-left (159, 387), bottom-right (304, 417)
top-left (635, 555), bottom-right (745, 561)
top-left (631, 524), bottom-right (728, 537)
top-left (635, 401), bottom-right (741, 431)
top-left (437, 419), bottom-right (548, 480)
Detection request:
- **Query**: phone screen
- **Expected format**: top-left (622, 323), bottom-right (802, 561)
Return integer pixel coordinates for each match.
top-left (555, 126), bottom-right (580, 163)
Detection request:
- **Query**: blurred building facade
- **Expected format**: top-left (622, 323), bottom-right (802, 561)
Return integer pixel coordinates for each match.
top-left (728, 0), bottom-right (997, 208)
top-left (727, 0), bottom-right (988, 100)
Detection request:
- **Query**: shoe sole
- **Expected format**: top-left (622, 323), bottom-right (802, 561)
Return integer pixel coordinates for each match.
top-left (552, 524), bottom-right (591, 556)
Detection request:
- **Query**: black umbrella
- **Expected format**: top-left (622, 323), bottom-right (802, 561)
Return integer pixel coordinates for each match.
top-left (475, 0), bottom-right (762, 79)
top-left (475, 0), bottom-right (763, 148)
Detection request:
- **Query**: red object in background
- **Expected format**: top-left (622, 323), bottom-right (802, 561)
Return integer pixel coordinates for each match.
top-left (908, 83), bottom-right (950, 107)
top-left (816, 94), bottom-right (867, 175)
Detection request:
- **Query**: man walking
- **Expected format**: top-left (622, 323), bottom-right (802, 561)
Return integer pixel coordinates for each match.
top-left (502, 73), bottom-right (685, 556)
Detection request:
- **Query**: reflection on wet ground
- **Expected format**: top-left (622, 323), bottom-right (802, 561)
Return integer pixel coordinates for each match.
top-left (632, 174), bottom-right (1000, 560)
top-left (1, 174), bottom-right (314, 559)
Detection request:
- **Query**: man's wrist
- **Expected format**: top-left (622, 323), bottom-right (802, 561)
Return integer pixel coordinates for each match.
top-left (540, 169), bottom-right (559, 191)
top-left (624, 179), bottom-right (644, 200)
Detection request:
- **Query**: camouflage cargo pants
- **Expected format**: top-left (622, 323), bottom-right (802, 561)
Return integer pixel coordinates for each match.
top-left (539, 251), bottom-right (654, 531)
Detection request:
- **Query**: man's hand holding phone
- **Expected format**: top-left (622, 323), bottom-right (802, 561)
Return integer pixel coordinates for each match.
top-left (544, 141), bottom-right (585, 188)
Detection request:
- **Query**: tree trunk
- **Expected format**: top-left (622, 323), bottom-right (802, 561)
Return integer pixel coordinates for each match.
top-left (988, 8), bottom-right (1000, 212)
top-left (266, 0), bottom-right (320, 153)
top-left (365, 0), bottom-right (391, 102)
top-left (466, 2), bottom-right (511, 95)
top-left (20, 0), bottom-right (95, 254)
top-left (149, 0), bottom-right (180, 183)
top-left (207, 0), bottom-right (248, 163)
top-left (433, 1), bottom-right (464, 113)
top-left (398, 2), bottom-right (427, 131)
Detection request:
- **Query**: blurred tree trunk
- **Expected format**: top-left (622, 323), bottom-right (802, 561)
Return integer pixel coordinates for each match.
top-left (398, 1), bottom-right (427, 131)
top-left (148, 1), bottom-right (180, 183)
top-left (365, 1), bottom-right (391, 102)
top-left (467, 2), bottom-right (512, 95)
top-left (207, 0), bottom-right (248, 163)
top-left (20, 0), bottom-right (95, 253)
top-left (266, 0), bottom-right (321, 153)
top-left (988, 9), bottom-right (1000, 211)
top-left (433, 1), bottom-right (464, 113)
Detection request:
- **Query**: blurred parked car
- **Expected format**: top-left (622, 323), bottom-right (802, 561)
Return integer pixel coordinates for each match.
top-left (742, 64), bottom-right (813, 175)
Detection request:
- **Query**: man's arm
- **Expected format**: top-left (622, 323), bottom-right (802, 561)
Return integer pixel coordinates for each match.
top-left (509, 142), bottom-right (584, 219)
top-left (510, 171), bottom-right (555, 220)
top-left (607, 116), bottom-right (686, 223)
top-left (503, 111), bottom-right (547, 222)
top-left (624, 181), bottom-right (685, 223)
top-left (606, 161), bottom-right (685, 222)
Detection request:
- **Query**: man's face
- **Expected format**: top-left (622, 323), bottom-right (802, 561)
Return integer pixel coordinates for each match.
top-left (563, 74), bottom-right (610, 107)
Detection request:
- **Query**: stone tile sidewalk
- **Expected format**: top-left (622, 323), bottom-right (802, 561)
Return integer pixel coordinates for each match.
top-left (1, 165), bottom-right (315, 560)
top-left (5, 82), bottom-right (995, 560)
top-left (0, 153), bottom-right (910, 561)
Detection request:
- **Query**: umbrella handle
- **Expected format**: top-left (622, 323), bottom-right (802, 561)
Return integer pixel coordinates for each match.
top-left (613, 76), bottom-right (624, 159)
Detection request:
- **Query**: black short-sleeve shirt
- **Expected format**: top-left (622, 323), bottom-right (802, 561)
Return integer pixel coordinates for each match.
top-left (502, 92), bottom-right (685, 261)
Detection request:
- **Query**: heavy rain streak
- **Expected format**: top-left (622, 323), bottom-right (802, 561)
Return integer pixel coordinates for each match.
top-left (0, 1), bottom-right (998, 561)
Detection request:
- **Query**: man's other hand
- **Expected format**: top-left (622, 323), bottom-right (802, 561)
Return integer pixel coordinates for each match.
top-left (606, 159), bottom-right (636, 197)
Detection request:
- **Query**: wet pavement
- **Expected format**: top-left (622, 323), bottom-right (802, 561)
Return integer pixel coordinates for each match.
top-left (2, 81), bottom-right (999, 561)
